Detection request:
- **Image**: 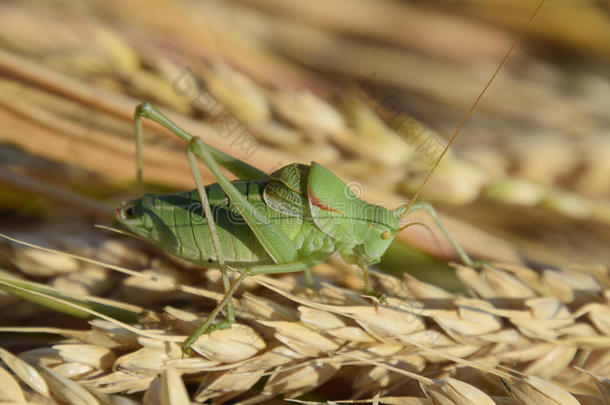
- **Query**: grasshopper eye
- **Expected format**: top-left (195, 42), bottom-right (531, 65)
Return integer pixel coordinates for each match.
top-left (381, 231), bottom-right (390, 240)
top-left (117, 201), bottom-right (138, 221)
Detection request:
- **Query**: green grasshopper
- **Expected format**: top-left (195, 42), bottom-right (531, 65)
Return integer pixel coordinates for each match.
top-left (118, 103), bottom-right (475, 354)
top-left (116, 0), bottom-right (546, 355)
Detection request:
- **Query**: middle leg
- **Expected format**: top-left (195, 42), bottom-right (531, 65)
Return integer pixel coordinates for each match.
top-left (360, 265), bottom-right (387, 304)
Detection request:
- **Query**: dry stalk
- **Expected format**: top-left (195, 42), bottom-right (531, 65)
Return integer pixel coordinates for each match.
top-left (0, 229), bottom-right (609, 404)
top-left (1, 0), bottom-right (610, 267)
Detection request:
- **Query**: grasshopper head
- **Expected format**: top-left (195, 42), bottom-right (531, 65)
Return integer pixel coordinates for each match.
top-left (115, 195), bottom-right (156, 240)
top-left (360, 225), bottom-right (397, 266)
top-left (357, 205), bottom-right (409, 265)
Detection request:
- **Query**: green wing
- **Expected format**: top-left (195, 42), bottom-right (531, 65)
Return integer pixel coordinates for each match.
top-left (263, 163), bottom-right (312, 219)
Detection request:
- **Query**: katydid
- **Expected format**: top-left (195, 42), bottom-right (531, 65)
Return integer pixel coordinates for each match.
top-left (116, 1), bottom-right (546, 355)
top-left (117, 104), bottom-right (471, 355)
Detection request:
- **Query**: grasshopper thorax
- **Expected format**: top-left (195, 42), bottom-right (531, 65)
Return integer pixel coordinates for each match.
top-left (265, 161), bottom-right (405, 267)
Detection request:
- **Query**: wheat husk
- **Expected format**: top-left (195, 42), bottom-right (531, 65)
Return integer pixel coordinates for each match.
top-left (0, 363), bottom-right (27, 402)
top-left (1, 230), bottom-right (609, 403)
top-left (0, 347), bottom-right (50, 398)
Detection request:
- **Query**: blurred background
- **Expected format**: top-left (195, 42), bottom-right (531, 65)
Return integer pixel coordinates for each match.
top-left (1, 0), bottom-right (610, 287)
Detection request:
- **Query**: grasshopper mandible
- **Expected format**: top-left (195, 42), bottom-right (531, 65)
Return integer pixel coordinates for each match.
top-left (116, 1), bottom-right (546, 355)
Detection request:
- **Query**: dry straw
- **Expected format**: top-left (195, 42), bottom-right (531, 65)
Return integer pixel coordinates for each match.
top-left (0, 229), bottom-right (609, 404)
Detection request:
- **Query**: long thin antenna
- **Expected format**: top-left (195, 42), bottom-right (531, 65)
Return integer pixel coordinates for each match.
top-left (402, 0), bottom-right (547, 218)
